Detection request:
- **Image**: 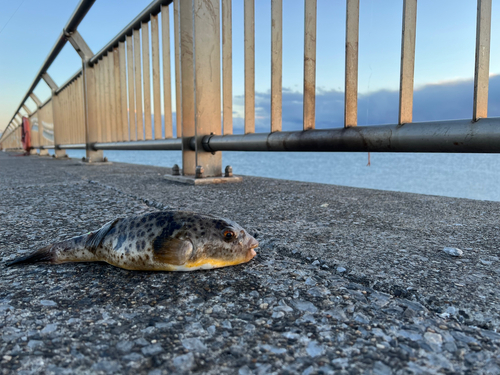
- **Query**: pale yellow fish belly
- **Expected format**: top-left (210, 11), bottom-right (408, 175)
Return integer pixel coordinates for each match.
top-left (101, 255), bottom-right (250, 272)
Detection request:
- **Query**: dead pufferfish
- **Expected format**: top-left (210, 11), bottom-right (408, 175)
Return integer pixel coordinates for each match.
top-left (6, 211), bottom-right (259, 271)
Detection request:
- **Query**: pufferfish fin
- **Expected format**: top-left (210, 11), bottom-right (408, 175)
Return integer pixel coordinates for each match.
top-left (86, 218), bottom-right (121, 251)
top-left (153, 237), bottom-right (193, 265)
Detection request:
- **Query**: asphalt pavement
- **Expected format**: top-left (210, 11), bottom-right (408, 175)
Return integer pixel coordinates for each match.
top-left (1, 151), bottom-right (499, 374)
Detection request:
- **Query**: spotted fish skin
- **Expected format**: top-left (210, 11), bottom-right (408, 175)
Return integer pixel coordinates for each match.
top-left (6, 211), bottom-right (259, 271)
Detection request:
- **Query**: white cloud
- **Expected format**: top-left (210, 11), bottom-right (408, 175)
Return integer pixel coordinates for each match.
top-left (231, 75), bottom-right (500, 133)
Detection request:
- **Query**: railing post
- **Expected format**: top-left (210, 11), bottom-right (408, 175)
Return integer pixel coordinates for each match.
top-left (42, 73), bottom-right (67, 158)
top-left (22, 104), bottom-right (38, 155)
top-left (29, 93), bottom-right (43, 154)
top-left (179, 0), bottom-right (196, 175)
top-left (67, 30), bottom-right (103, 162)
top-left (193, 0), bottom-right (222, 177)
top-left (178, 0), bottom-right (222, 177)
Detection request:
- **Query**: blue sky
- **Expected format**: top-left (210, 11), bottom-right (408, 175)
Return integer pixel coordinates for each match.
top-left (0, 0), bottom-right (499, 133)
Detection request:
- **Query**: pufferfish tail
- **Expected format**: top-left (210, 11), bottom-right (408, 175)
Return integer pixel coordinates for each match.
top-left (5, 245), bottom-right (54, 266)
top-left (5, 218), bottom-right (120, 267)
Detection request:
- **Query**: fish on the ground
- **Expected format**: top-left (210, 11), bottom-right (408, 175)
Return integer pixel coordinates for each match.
top-left (6, 211), bottom-right (259, 271)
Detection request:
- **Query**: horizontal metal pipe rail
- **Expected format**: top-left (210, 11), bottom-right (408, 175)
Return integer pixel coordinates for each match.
top-left (39, 140), bottom-right (182, 151)
top-left (201, 118), bottom-right (500, 153)
top-left (32, 117), bottom-right (500, 154)
top-left (57, 144), bottom-right (86, 150)
top-left (93, 139), bottom-right (181, 151)
top-left (63, 0), bottom-right (96, 34)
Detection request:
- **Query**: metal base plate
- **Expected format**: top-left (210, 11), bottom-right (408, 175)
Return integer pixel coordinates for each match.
top-left (164, 174), bottom-right (242, 185)
top-left (79, 161), bottom-right (113, 165)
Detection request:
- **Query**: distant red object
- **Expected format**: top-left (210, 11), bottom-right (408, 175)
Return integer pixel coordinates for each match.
top-left (21, 117), bottom-right (31, 152)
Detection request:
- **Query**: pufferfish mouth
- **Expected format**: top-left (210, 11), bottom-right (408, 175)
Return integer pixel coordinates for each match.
top-left (243, 235), bottom-right (259, 262)
top-left (246, 241), bottom-right (259, 261)
top-left (246, 248), bottom-right (257, 262)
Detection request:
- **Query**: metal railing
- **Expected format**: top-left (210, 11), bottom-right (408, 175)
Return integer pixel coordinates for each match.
top-left (1, 0), bottom-right (498, 176)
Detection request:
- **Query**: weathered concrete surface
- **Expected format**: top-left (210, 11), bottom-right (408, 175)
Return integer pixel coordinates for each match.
top-left (1, 151), bottom-right (499, 374)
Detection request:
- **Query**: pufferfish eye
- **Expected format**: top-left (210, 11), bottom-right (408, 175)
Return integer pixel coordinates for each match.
top-left (222, 229), bottom-right (236, 241)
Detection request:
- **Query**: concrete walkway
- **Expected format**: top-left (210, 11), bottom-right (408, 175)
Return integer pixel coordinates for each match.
top-left (1, 151), bottom-right (499, 374)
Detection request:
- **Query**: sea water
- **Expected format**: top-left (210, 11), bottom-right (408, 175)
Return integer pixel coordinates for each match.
top-left (59, 150), bottom-right (500, 202)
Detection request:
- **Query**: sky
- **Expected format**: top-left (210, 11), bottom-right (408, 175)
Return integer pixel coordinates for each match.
top-left (0, 0), bottom-right (499, 134)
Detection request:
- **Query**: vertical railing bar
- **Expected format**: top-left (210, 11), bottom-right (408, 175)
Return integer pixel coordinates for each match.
top-left (160, 6), bottom-right (173, 139)
top-left (58, 89), bottom-right (64, 145)
top-left (74, 80), bottom-right (78, 143)
top-left (98, 60), bottom-right (105, 142)
top-left (104, 55), bottom-right (113, 142)
top-left (74, 78), bottom-right (78, 143)
top-left (69, 84), bottom-right (73, 144)
top-left (59, 88), bottom-right (64, 145)
top-left (344, 0), bottom-right (359, 128)
top-left (473, 0), bottom-right (492, 121)
top-left (108, 51), bottom-right (118, 142)
top-left (126, 35), bottom-right (136, 141)
top-left (98, 59), bottom-right (104, 142)
top-left (73, 81), bottom-right (78, 143)
top-left (52, 90), bottom-right (60, 149)
top-left (142, 22), bottom-right (153, 140)
top-left (398, 0), bottom-right (417, 125)
top-left (64, 85), bottom-right (68, 144)
top-left (180, 0), bottom-right (196, 174)
top-left (244, 0), bottom-right (255, 134)
top-left (39, 102), bottom-right (43, 147)
top-left (47, 98), bottom-right (52, 147)
top-left (60, 88), bottom-right (65, 145)
top-left (118, 42), bottom-right (128, 142)
top-left (93, 62), bottom-right (99, 143)
top-left (152, 13), bottom-right (163, 139)
top-left (79, 76), bottom-right (83, 143)
top-left (303, 0), bottom-right (316, 131)
top-left (68, 82), bottom-right (75, 144)
top-left (72, 80), bottom-right (76, 143)
top-left (78, 77), bottom-right (84, 143)
top-left (67, 84), bottom-right (71, 144)
top-left (70, 83), bottom-right (75, 143)
top-left (65, 86), bottom-right (70, 144)
top-left (134, 28), bottom-right (144, 140)
top-left (271, 0), bottom-right (282, 132)
top-left (98, 59), bottom-right (105, 142)
top-left (100, 58), bottom-right (106, 142)
top-left (222, 0), bottom-right (233, 135)
top-left (78, 78), bottom-right (82, 143)
top-left (113, 47), bottom-right (122, 142)
top-left (39, 107), bottom-right (43, 148)
top-left (173, 0), bottom-right (182, 138)
top-left (81, 75), bottom-right (85, 143)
